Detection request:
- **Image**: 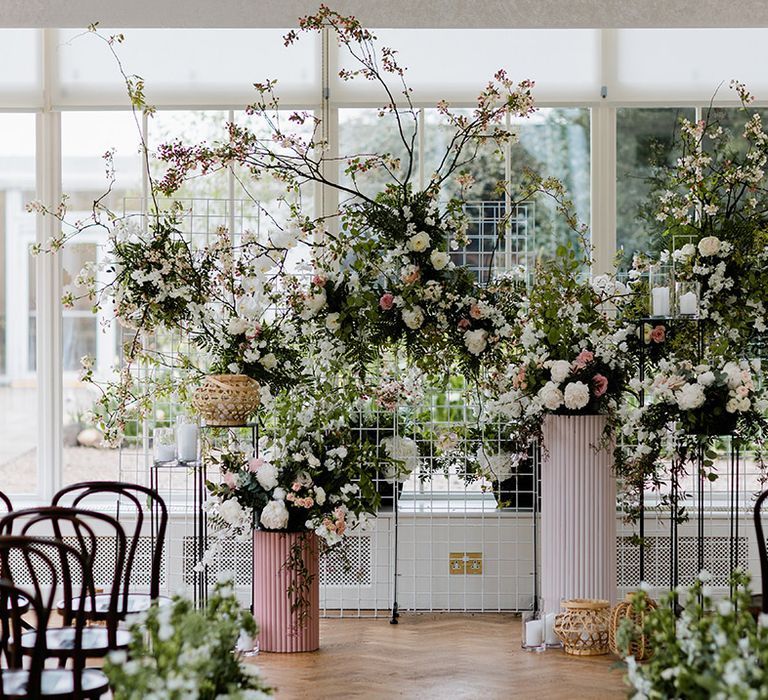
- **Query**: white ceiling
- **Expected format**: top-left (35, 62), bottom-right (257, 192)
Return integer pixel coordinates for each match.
top-left (3, 0), bottom-right (768, 28)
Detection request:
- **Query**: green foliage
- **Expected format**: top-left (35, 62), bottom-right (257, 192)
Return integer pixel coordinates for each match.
top-left (104, 581), bottom-right (272, 700)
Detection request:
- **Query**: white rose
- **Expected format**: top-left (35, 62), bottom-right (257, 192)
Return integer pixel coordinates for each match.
top-left (539, 382), bottom-right (564, 411)
top-left (407, 231), bottom-right (431, 253)
top-left (260, 353), bottom-right (277, 370)
top-left (696, 371), bottom-right (715, 387)
top-left (698, 236), bottom-right (721, 257)
top-left (430, 250), bottom-right (450, 270)
top-left (260, 499), bottom-right (289, 530)
top-left (549, 360), bottom-right (571, 384)
top-left (463, 328), bottom-right (489, 355)
top-left (402, 306), bottom-right (425, 329)
top-left (676, 383), bottom-right (706, 410)
top-left (563, 381), bottom-right (590, 410)
top-left (255, 461), bottom-right (279, 491)
top-left (314, 486), bottom-right (326, 505)
top-left (325, 312), bottom-right (341, 331)
top-left (219, 499), bottom-right (245, 525)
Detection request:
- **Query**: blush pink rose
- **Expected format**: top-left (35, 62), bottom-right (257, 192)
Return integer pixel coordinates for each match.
top-left (222, 471), bottom-right (237, 488)
top-left (573, 349), bottom-right (595, 369)
top-left (469, 304), bottom-right (484, 319)
top-left (379, 293), bottom-right (395, 311)
top-left (650, 325), bottom-right (666, 343)
top-left (457, 318), bottom-right (471, 331)
top-left (592, 373), bottom-right (609, 398)
top-left (312, 274), bottom-right (327, 287)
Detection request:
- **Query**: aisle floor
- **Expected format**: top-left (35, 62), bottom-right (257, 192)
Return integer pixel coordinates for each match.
top-left (251, 613), bottom-right (627, 699)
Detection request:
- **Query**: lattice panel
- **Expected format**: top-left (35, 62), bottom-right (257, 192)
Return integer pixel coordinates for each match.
top-left (320, 536), bottom-right (373, 587)
top-left (617, 535), bottom-right (749, 588)
top-left (7, 536), bottom-right (164, 588)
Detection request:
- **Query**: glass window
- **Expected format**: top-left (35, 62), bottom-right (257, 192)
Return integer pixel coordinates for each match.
top-left (61, 111), bottom-right (143, 486)
top-left (616, 108), bottom-right (695, 266)
top-left (0, 113), bottom-right (37, 495)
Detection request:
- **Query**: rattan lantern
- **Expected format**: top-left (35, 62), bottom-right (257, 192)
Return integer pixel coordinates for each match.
top-left (608, 593), bottom-right (657, 660)
top-left (192, 374), bottom-right (260, 426)
top-left (554, 599), bottom-right (611, 656)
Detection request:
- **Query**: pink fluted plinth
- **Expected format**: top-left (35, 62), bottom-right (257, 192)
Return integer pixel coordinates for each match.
top-left (541, 414), bottom-right (617, 615)
top-left (252, 531), bottom-right (320, 652)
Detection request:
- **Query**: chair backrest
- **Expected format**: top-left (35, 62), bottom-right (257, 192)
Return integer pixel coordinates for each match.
top-left (755, 488), bottom-right (768, 614)
top-left (53, 481), bottom-right (168, 603)
top-left (0, 491), bottom-right (11, 515)
top-left (0, 506), bottom-right (127, 640)
top-left (0, 535), bottom-right (91, 697)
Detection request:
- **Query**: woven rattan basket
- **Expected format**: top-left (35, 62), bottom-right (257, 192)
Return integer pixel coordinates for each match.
top-left (608, 593), bottom-right (657, 660)
top-left (192, 374), bottom-right (260, 426)
top-left (554, 599), bottom-right (611, 656)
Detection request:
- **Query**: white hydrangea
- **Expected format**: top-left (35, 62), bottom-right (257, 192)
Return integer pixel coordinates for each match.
top-left (255, 460), bottom-right (279, 491)
top-left (219, 499), bottom-right (246, 526)
top-left (676, 383), bottom-right (706, 410)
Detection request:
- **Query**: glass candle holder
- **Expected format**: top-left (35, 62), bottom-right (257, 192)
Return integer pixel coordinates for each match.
top-left (153, 427), bottom-right (176, 463)
top-left (176, 415), bottom-right (199, 462)
top-left (521, 609), bottom-right (546, 652)
top-left (236, 629), bottom-right (259, 657)
top-left (649, 263), bottom-right (673, 318)
top-left (544, 610), bottom-right (562, 648)
top-left (676, 280), bottom-right (699, 318)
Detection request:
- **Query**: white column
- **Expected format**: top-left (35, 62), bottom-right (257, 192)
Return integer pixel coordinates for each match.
top-left (540, 414), bottom-right (617, 614)
top-left (590, 104), bottom-right (617, 277)
top-left (36, 28), bottom-right (63, 500)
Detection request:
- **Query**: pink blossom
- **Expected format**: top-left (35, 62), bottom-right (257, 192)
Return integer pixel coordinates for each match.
top-left (592, 373), bottom-right (609, 398)
top-left (312, 274), bottom-right (327, 287)
top-left (457, 318), bottom-right (471, 331)
top-left (246, 322), bottom-right (262, 340)
top-left (222, 471), bottom-right (237, 488)
top-left (573, 349), bottom-right (594, 369)
top-left (402, 266), bottom-right (421, 285)
top-left (469, 304), bottom-right (484, 319)
top-left (650, 325), bottom-right (665, 343)
top-left (248, 457), bottom-right (264, 473)
top-left (379, 293), bottom-right (394, 311)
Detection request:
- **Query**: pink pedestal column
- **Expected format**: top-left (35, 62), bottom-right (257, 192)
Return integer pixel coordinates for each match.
top-left (541, 414), bottom-right (617, 615)
top-left (252, 531), bottom-right (320, 652)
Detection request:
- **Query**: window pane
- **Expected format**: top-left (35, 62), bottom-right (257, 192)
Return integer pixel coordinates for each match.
top-left (0, 30), bottom-right (41, 106)
top-left (61, 111), bottom-right (143, 486)
top-left (0, 113), bottom-right (37, 495)
top-left (616, 108), bottom-right (695, 266)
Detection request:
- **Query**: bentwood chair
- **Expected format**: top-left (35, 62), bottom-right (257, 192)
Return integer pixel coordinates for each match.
top-left (0, 490), bottom-right (11, 514)
top-left (0, 536), bottom-right (109, 698)
top-left (754, 488), bottom-right (768, 614)
top-left (0, 491), bottom-right (29, 622)
top-left (53, 481), bottom-right (170, 619)
top-left (0, 506), bottom-right (131, 661)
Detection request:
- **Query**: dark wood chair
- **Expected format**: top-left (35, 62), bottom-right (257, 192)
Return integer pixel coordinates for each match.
top-left (53, 481), bottom-right (170, 619)
top-left (0, 535), bottom-right (109, 698)
top-left (754, 488), bottom-right (768, 614)
top-left (0, 506), bottom-right (131, 661)
top-left (0, 491), bottom-right (11, 514)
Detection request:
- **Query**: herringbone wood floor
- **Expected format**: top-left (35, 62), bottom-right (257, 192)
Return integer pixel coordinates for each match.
top-left (249, 613), bottom-right (627, 699)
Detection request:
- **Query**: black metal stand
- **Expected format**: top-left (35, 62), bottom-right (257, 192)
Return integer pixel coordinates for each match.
top-left (151, 422), bottom-right (258, 608)
top-left (637, 317), bottom-right (743, 598)
top-left (390, 481), bottom-right (399, 624)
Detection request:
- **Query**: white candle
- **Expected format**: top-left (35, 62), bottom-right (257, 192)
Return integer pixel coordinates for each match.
top-left (154, 444), bottom-right (176, 463)
top-left (678, 291), bottom-right (698, 316)
top-left (545, 613), bottom-right (558, 645)
top-left (177, 423), bottom-right (199, 462)
top-left (525, 619), bottom-right (544, 647)
top-left (652, 286), bottom-right (670, 317)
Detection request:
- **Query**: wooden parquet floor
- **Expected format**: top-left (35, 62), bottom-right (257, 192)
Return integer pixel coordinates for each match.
top-left (248, 613), bottom-right (627, 700)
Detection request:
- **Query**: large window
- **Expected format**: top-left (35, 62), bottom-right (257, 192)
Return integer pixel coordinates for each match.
top-left (0, 113), bottom-right (37, 495)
